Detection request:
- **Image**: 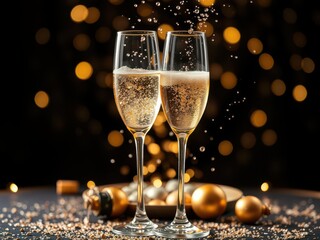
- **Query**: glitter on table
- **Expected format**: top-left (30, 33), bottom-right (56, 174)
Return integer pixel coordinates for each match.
top-left (0, 186), bottom-right (319, 239)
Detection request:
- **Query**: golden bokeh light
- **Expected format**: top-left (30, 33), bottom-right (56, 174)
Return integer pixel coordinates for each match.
top-left (108, 130), bottom-right (124, 147)
top-left (137, 3), bottom-right (153, 17)
top-left (120, 165), bottom-right (130, 175)
top-left (199, 0), bottom-right (215, 7)
top-left (184, 173), bottom-right (191, 183)
top-left (147, 163), bottom-right (157, 173)
top-left (153, 178), bottom-right (163, 188)
top-left (293, 32), bottom-right (307, 48)
top-left (143, 166), bottom-right (148, 175)
top-left (35, 28), bottom-right (50, 45)
top-left (157, 24), bottom-right (174, 40)
top-left (85, 7), bottom-right (100, 24)
top-left (166, 168), bottom-right (176, 179)
top-left (257, 0), bottom-right (272, 7)
top-left (112, 16), bottom-right (129, 30)
top-left (220, 71), bottom-right (238, 89)
top-left (223, 26), bottom-right (241, 44)
top-left (75, 61), bottom-right (93, 80)
top-left (301, 57), bottom-right (315, 73)
top-left (70, 5), bottom-right (89, 23)
top-left (271, 79), bottom-right (286, 96)
top-left (197, 22), bottom-right (214, 37)
top-left (262, 129), bottom-right (277, 146)
top-left (259, 53), bottom-right (274, 70)
top-left (73, 34), bottom-right (91, 51)
top-left (108, 0), bottom-right (124, 5)
top-left (218, 140), bottom-right (233, 156)
top-left (34, 91), bottom-right (49, 109)
top-left (9, 183), bottom-right (18, 193)
top-left (247, 38), bottom-right (263, 55)
top-left (186, 168), bottom-right (195, 178)
top-left (240, 132), bottom-right (256, 149)
top-left (290, 54), bottom-right (302, 71)
top-left (260, 182), bottom-right (269, 192)
top-left (86, 180), bottom-right (95, 189)
top-left (292, 84), bottom-right (307, 102)
top-left (283, 8), bottom-right (297, 24)
top-left (147, 143), bottom-right (161, 155)
top-left (250, 109), bottom-right (267, 128)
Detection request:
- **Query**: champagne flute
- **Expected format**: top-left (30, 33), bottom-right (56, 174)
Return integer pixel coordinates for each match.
top-left (154, 30), bottom-right (210, 238)
top-left (112, 30), bottom-right (160, 236)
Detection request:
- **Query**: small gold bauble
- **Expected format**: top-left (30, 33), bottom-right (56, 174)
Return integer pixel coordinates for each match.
top-left (191, 183), bottom-right (227, 219)
top-left (235, 195), bottom-right (270, 224)
top-left (103, 187), bottom-right (129, 217)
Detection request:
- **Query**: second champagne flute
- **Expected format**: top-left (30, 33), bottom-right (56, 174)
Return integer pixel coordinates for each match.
top-left (154, 30), bottom-right (210, 238)
top-left (112, 30), bottom-right (161, 236)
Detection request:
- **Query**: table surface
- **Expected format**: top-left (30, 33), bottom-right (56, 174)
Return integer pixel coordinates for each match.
top-left (0, 185), bottom-right (319, 239)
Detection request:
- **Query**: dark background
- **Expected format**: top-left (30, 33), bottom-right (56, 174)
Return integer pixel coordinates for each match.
top-left (1, 0), bottom-right (319, 191)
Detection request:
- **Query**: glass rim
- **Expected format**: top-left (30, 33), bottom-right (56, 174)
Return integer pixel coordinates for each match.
top-left (117, 30), bottom-right (157, 36)
top-left (166, 30), bottom-right (206, 36)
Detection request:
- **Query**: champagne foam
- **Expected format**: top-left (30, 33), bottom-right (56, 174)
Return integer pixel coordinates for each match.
top-left (161, 71), bottom-right (209, 86)
top-left (114, 66), bottom-right (160, 75)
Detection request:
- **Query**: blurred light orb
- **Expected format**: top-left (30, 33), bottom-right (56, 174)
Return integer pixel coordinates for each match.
top-left (199, 0), bottom-right (215, 7)
top-left (223, 26), bottom-right (241, 44)
top-left (271, 79), bottom-right (286, 96)
top-left (9, 183), bottom-right (18, 193)
top-left (112, 16), bottom-right (129, 30)
top-left (262, 129), bottom-right (277, 146)
top-left (292, 85), bottom-right (307, 102)
top-left (240, 132), bottom-right (256, 149)
top-left (137, 3), bottom-right (153, 17)
top-left (148, 143), bottom-right (161, 155)
top-left (85, 7), bottom-right (100, 24)
top-left (290, 54), bottom-right (302, 71)
top-left (70, 5), bottom-right (89, 23)
top-left (260, 182), bottom-right (269, 192)
top-left (247, 38), bottom-right (263, 55)
top-left (197, 22), bottom-right (214, 37)
top-left (301, 57), bottom-right (315, 73)
top-left (220, 71), bottom-right (237, 90)
top-left (35, 28), bottom-right (50, 45)
top-left (73, 34), bottom-right (91, 51)
top-left (259, 53), bottom-right (274, 70)
top-left (75, 61), bottom-right (93, 80)
top-left (218, 140), bottom-right (233, 156)
top-left (250, 109), bottom-right (267, 128)
top-left (34, 91), bottom-right (49, 109)
top-left (108, 0), bottom-right (124, 5)
top-left (157, 24), bottom-right (174, 40)
top-left (108, 130), bottom-right (124, 147)
top-left (87, 180), bottom-right (95, 189)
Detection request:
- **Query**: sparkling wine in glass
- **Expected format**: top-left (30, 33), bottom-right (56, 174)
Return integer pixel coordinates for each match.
top-left (112, 30), bottom-right (161, 236)
top-left (154, 30), bottom-right (210, 238)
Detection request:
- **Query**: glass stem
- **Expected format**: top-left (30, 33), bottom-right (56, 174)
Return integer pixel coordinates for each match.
top-left (132, 132), bottom-right (149, 223)
top-left (173, 133), bottom-right (189, 224)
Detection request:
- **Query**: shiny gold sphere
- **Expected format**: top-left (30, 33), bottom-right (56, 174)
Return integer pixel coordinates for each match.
top-left (103, 187), bottom-right (128, 217)
top-left (191, 184), bottom-right (227, 219)
top-left (235, 195), bottom-right (270, 224)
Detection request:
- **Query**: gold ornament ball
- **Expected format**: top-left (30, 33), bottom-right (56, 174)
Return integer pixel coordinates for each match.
top-left (191, 183), bottom-right (227, 219)
top-left (235, 195), bottom-right (270, 224)
top-left (103, 187), bottom-right (129, 217)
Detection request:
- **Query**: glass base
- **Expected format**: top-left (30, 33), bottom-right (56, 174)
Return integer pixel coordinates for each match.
top-left (112, 220), bottom-right (157, 237)
top-left (153, 221), bottom-right (210, 239)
